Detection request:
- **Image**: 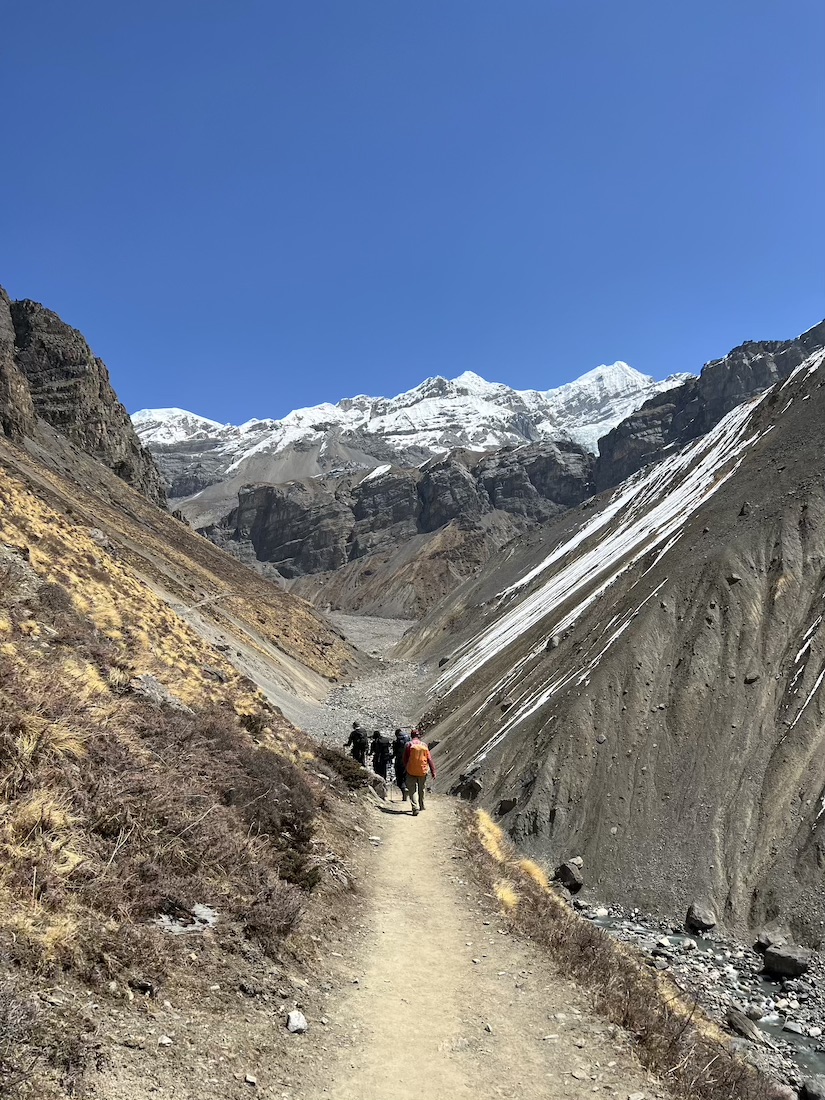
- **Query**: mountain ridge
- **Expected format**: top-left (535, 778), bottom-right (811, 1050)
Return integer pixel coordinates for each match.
top-left (133, 361), bottom-right (689, 502)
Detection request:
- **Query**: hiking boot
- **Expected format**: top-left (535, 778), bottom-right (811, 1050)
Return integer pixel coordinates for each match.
top-left (412, 808), bottom-right (419, 816)
top-left (419, 804), bottom-right (426, 811)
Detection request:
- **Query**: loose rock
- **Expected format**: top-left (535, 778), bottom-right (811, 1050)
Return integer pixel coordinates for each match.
top-left (287, 1010), bottom-right (308, 1033)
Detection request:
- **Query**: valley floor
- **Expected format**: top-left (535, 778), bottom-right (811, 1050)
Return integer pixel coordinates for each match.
top-left (298, 796), bottom-right (668, 1100)
top-left (298, 613), bottom-right (432, 744)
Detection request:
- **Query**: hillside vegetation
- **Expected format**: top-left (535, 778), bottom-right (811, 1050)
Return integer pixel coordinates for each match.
top-left (0, 440), bottom-right (365, 1096)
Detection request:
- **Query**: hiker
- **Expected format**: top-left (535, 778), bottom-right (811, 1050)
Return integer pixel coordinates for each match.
top-left (392, 728), bottom-right (411, 800)
top-left (370, 730), bottom-right (392, 780)
top-left (344, 721), bottom-right (369, 766)
top-left (403, 728), bottom-right (436, 816)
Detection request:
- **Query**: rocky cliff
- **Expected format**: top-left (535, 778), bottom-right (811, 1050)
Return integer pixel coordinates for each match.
top-left (595, 320), bottom-right (825, 491)
top-left (0, 287), bottom-right (166, 505)
top-left (407, 346), bottom-right (825, 940)
top-left (206, 441), bottom-right (595, 614)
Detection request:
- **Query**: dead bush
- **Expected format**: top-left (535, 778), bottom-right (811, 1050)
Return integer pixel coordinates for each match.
top-left (244, 879), bottom-right (304, 951)
top-left (464, 809), bottom-right (785, 1100)
top-left (316, 744), bottom-right (371, 790)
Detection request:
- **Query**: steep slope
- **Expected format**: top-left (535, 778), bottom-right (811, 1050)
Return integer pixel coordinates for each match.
top-left (596, 319), bottom-right (825, 491)
top-left (0, 288), bottom-right (166, 505)
top-left (407, 347), bottom-right (825, 942)
top-left (134, 362), bottom-right (686, 504)
top-left (0, 429), bottom-right (373, 1096)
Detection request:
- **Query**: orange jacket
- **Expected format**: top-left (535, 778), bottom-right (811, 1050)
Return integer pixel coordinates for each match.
top-left (403, 738), bottom-right (436, 778)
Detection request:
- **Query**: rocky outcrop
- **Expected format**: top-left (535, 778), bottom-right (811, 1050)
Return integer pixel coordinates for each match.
top-left (596, 320), bottom-right (825, 490)
top-left (218, 441), bottom-right (595, 584)
top-left (0, 290), bottom-right (36, 439)
top-left (5, 295), bottom-right (166, 505)
top-left (409, 348), bottom-right (825, 940)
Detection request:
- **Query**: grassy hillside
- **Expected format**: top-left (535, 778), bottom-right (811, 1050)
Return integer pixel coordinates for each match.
top-left (0, 440), bottom-right (366, 1096)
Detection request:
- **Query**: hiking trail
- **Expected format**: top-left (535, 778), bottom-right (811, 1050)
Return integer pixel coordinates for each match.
top-left (301, 796), bottom-right (668, 1100)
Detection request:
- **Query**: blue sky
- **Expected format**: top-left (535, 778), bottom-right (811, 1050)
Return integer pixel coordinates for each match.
top-left (2, 1), bottom-right (823, 423)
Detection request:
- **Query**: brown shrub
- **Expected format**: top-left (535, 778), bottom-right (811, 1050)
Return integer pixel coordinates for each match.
top-left (244, 879), bottom-right (304, 951)
top-left (464, 809), bottom-right (785, 1100)
top-left (316, 744), bottom-right (371, 790)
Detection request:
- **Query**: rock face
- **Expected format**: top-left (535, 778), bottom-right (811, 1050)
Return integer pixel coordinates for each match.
top-left (408, 345), bottom-right (825, 939)
top-left (218, 441), bottom-right (594, 583)
top-left (596, 320), bottom-right (825, 491)
top-left (2, 294), bottom-right (165, 505)
top-left (0, 290), bottom-right (37, 439)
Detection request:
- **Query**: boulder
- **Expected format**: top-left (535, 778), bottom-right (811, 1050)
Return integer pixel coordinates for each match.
top-left (553, 861), bottom-right (584, 893)
top-left (754, 924), bottom-right (789, 953)
top-left (725, 1007), bottom-right (767, 1045)
top-left (685, 901), bottom-right (717, 933)
top-left (286, 1010), bottom-right (308, 1033)
top-left (800, 1077), bottom-right (825, 1100)
top-left (762, 943), bottom-right (813, 979)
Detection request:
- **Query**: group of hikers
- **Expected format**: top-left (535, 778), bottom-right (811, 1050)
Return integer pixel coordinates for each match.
top-left (344, 721), bottom-right (436, 816)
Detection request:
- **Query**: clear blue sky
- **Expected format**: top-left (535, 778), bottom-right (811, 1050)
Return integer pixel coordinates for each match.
top-left (2, 1), bottom-right (823, 423)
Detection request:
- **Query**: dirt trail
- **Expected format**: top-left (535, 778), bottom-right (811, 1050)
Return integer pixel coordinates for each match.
top-left (306, 797), bottom-right (668, 1100)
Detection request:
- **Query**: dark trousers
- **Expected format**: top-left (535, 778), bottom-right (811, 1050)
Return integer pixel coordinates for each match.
top-left (394, 762), bottom-right (407, 794)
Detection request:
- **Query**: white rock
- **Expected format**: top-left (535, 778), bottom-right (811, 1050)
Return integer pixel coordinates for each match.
top-left (287, 1010), bottom-right (308, 1033)
top-left (157, 1035), bottom-right (173, 1047)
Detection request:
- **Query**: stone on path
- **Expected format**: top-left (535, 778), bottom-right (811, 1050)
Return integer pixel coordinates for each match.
top-left (287, 1010), bottom-right (308, 1033)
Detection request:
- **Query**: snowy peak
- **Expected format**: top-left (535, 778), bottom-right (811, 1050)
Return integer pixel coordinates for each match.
top-left (133, 361), bottom-right (691, 498)
top-left (131, 407), bottom-right (233, 446)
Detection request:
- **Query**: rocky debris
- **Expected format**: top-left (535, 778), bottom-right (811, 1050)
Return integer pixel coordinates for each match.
top-left (686, 901), bottom-right (717, 933)
top-left (763, 945), bottom-right (813, 979)
top-left (453, 773), bottom-right (484, 801)
top-left (0, 288), bottom-right (166, 505)
top-left (580, 900), bottom-right (825, 1088)
top-left (286, 1010), bottom-right (308, 1033)
top-left (553, 861), bottom-right (584, 893)
top-left (130, 674), bottom-right (194, 713)
top-left (756, 926), bottom-right (790, 953)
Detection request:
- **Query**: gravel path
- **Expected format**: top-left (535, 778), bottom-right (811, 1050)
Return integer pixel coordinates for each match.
top-left (299, 613), bottom-right (435, 746)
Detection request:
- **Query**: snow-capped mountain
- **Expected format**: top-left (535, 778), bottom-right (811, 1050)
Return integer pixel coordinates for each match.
top-left (133, 362), bottom-right (690, 500)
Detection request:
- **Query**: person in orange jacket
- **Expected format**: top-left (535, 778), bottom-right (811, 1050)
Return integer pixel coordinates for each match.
top-left (402, 728), bottom-right (436, 816)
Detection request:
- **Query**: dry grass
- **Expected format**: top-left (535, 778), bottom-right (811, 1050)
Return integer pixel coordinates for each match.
top-left (0, 982), bottom-right (38, 1096)
top-left (465, 810), bottom-right (787, 1100)
top-left (0, 462), bottom-right (363, 984)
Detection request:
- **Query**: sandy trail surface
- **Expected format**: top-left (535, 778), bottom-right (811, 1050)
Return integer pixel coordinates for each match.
top-left (305, 796), bottom-right (668, 1100)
